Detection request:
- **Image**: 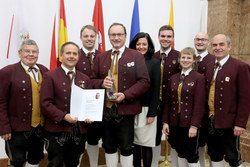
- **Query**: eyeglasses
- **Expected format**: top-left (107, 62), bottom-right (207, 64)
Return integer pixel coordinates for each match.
top-left (109, 33), bottom-right (125, 38)
top-left (21, 49), bottom-right (39, 54)
top-left (194, 38), bottom-right (208, 42)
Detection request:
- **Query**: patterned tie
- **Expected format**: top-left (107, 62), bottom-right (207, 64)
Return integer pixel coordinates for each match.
top-left (87, 52), bottom-right (95, 69)
top-left (28, 66), bottom-right (39, 83)
top-left (67, 71), bottom-right (75, 86)
top-left (111, 50), bottom-right (120, 74)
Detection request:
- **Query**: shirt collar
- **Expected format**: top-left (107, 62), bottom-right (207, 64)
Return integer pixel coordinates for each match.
top-left (21, 61), bottom-right (39, 71)
top-left (61, 65), bottom-right (76, 75)
top-left (216, 54), bottom-right (230, 67)
top-left (181, 68), bottom-right (192, 76)
top-left (199, 50), bottom-right (208, 61)
top-left (112, 46), bottom-right (125, 56)
top-left (160, 47), bottom-right (172, 56)
top-left (82, 47), bottom-right (95, 55)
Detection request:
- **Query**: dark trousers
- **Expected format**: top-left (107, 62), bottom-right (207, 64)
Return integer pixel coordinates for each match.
top-left (168, 126), bottom-right (200, 163)
top-left (86, 122), bottom-right (103, 145)
top-left (44, 131), bottom-right (86, 167)
top-left (207, 117), bottom-right (243, 167)
top-left (103, 106), bottom-right (134, 156)
top-left (5, 127), bottom-right (44, 167)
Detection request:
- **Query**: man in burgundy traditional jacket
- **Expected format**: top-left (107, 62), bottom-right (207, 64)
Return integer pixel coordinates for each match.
top-left (204, 34), bottom-right (250, 167)
top-left (194, 32), bottom-right (215, 167)
top-left (152, 25), bottom-right (180, 167)
top-left (40, 42), bottom-right (92, 167)
top-left (0, 39), bottom-right (48, 167)
top-left (75, 25), bottom-right (102, 167)
top-left (91, 23), bottom-right (150, 167)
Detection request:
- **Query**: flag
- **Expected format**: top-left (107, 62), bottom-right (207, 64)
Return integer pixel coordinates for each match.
top-left (92, 0), bottom-right (106, 52)
top-left (130, 0), bottom-right (140, 42)
top-left (58, 0), bottom-right (68, 62)
top-left (50, 14), bottom-right (57, 70)
top-left (169, 0), bottom-right (174, 48)
top-left (7, 0), bottom-right (29, 64)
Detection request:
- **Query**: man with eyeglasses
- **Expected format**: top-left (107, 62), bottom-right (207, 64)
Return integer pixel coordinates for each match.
top-left (91, 22), bottom-right (150, 167)
top-left (194, 32), bottom-right (215, 74)
top-left (75, 25), bottom-right (102, 167)
top-left (193, 32), bottom-right (215, 167)
top-left (0, 39), bottom-right (48, 167)
top-left (152, 25), bottom-right (180, 167)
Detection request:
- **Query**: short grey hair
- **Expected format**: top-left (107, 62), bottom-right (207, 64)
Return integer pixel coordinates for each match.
top-left (19, 39), bottom-right (39, 51)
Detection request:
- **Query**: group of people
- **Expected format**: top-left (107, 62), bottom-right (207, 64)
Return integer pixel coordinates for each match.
top-left (0, 22), bottom-right (249, 167)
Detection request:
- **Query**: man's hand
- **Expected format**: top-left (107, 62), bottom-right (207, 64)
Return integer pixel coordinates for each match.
top-left (163, 123), bottom-right (169, 135)
top-left (64, 114), bottom-right (78, 124)
top-left (111, 92), bottom-right (125, 103)
top-left (189, 126), bottom-right (197, 138)
top-left (234, 126), bottom-right (245, 136)
top-left (84, 118), bottom-right (94, 124)
top-left (102, 76), bottom-right (114, 89)
top-left (1, 133), bottom-right (11, 141)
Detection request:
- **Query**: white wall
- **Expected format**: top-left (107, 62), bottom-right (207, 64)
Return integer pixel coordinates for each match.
top-left (0, 0), bottom-right (207, 158)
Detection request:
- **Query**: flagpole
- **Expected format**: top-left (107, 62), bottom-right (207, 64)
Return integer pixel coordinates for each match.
top-left (159, 136), bottom-right (171, 167)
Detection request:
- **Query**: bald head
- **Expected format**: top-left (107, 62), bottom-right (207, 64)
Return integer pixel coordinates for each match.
top-left (194, 32), bottom-right (209, 54)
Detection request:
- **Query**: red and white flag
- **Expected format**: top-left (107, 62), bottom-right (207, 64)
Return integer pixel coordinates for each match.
top-left (7, 0), bottom-right (29, 64)
top-left (92, 0), bottom-right (106, 52)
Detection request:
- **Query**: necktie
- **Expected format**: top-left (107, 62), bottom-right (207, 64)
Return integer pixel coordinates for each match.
top-left (179, 73), bottom-right (185, 85)
top-left (67, 71), bottom-right (75, 86)
top-left (212, 62), bottom-right (221, 81)
top-left (160, 53), bottom-right (167, 65)
top-left (87, 52), bottom-right (95, 69)
top-left (28, 66), bottom-right (38, 83)
top-left (111, 50), bottom-right (120, 74)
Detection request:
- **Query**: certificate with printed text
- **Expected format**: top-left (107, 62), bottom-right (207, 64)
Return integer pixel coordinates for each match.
top-left (70, 83), bottom-right (104, 121)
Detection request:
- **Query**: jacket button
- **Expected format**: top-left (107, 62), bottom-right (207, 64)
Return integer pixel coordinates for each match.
top-left (29, 103), bottom-right (32, 106)
top-left (83, 62), bottom-right (86, 64)
top-left (23, 88), bottom-right (26, 91)
top-left (221, 80), bottom-right (224, 83)
top-left (64, 89), bottom-right (67, 92)
top-left (173, 101), bottom-right (175, 104)
top-left (23, 96), bottom-right (26, 99)
top-left (186, 90), bottom-right (189, 92)
top-left (185, 103), bottom-right (188, 105)
top-left (173, 108), bottom-right (175, 110)
top-left (64, 97), bottom-right (67, 99)
top-left (22, 80), bottom-right (25, 83)
top-left (23, 112), bottom-right (26, 114)
top-left (185, 116), bottom-right (188, 118)
top-left (180, 102), bottom-right (183, 104)
top-left (63, 82), bottom-right (66, 85)
top-left (124, 78), bottom-right (126, 81)
top-left (219, 108), bottom-right (222, 110)
top-left (23, 119), bottom-right (26, 122)
top-left (123, 86), bottom-right (126, 89)
top-left (186, 97), bottom-right (188, 99)
top-left (163, 85), bottom-right (166, 88)
top-left (220, 94), bottom-right (223, 97)
top-left (124, 72), bottom-right (126, 74)
top-left (185, 109), bottom-right (188, 112)
top-left (169, 65), bottom-right (171, 67)
top-left (219, 101), bottom-right (222, 104)
top-left (84, 68), bottom-right (86, 70)
top-left (220, 87), bottom-right (223, 90)
top-left (65, 104), bottom-right (68, 107)
top-left (168, 72), bottom-right (171, 74)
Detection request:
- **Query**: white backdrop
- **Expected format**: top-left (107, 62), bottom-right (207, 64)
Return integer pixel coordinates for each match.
top-left (0, 0), bottom-right (207, 158)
